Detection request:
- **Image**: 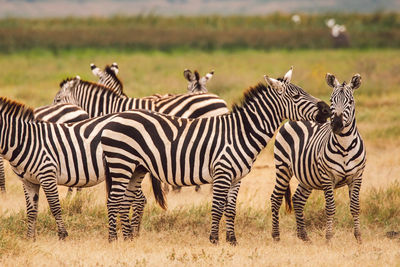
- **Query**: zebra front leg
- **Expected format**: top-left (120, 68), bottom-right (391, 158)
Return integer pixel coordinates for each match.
top-left (0, 157), bottom-right (5, 192)
top-left (131, 189), bottom-right (147, 238)
top-left (349, 178), bottom-right (362, 243)
top-left (22, 180), bottom-right (40, 240)
top-left (292, 184), bottom-right (312, 241)
top-left (39, 176), bottom-right (68, 240)
top-left (270, 165), bottom-right (293, 241)
top-left (224, 180), bottom-right (241, 245)
top-left (323, 184), bottom-right (336, 241)
top-left (209, 175), bottom-right (231, 245)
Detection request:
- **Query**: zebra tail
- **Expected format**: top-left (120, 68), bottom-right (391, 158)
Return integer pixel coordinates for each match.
top-left (284, 185), bottom-right (293, 213)
top-left (150, 175), bottom-right (167, 210)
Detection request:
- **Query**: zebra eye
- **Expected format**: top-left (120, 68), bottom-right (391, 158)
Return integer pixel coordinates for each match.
top-left (293, 93), bottom-right (301, 100)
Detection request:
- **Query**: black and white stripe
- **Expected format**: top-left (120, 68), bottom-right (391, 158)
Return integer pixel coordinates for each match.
top-left (270, 73), bottom-right (366, 242)
top-left (100, 68), bottom-right (331, 244)
top-left (54, 76), bottom-right (229, 119)
top-left (0, 103), bottom-right (89, 193)
top-left (0, 97), bottom-right (118, 240)
top-left (90, 62), bottom-right (125, 96)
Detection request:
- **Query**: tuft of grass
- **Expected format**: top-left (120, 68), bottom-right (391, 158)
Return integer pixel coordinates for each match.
top-left (363, 182), bottom-right (400, 230)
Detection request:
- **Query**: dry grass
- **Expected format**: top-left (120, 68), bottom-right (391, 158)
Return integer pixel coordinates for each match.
top-left (0, 49), bottom-right (400, 265)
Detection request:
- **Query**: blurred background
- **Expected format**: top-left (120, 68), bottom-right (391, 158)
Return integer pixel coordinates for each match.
top-left (1, 1), bottom-right (400, 265)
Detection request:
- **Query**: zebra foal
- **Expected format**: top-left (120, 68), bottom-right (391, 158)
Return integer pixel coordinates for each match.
top-left (271, 73), bottom-right (366, 243)
top-left (100, 68), bottom-right (331, 244)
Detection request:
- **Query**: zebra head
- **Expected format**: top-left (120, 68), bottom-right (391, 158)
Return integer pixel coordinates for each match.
top-left (90, 62), bottom-right (119, 78)
top-left (326, 73), bottom-right (361, 134)
top-left (53, 76), bottom-right (81, 104)
top-left (264, 67), bottom-right (331, 123)
top-left (183, 69), bottom-right (214, 93)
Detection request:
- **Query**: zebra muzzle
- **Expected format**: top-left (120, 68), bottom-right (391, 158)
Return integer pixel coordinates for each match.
top-left (331, 114), bottom-right (344, 134)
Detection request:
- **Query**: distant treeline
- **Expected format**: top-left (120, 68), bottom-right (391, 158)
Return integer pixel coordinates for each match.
top-left (0, 13), bottom-right (399, 52)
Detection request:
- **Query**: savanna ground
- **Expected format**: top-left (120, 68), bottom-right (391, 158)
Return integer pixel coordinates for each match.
top-left (0, 48), bottom-right (399, 266)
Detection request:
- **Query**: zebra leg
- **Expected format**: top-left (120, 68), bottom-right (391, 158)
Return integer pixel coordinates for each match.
top-left (224, 180), bottom-right (241, 246)
top-left (119, 171), bottom-right (146, 240)
top-left (22, 180), bottom-right (40, 240)
top-left (0, 157), bottom-right (5, 193)
top-left (322, 184), bottom-right (336, 241)
top-left (209, 175), bottom-right (231, 244)
top-left (270, 165), bottom-right (293, 241)
top-left (292, 184), bottom-right (312, 241)
top-left (162, 182), bottom-right (170, 194)
top-left (349, 179), bottom-right (362, 243)
top-left (39, 176), bottom-right (68, 240)
top-left (131, 189), bottom-right (147, 238)
top-left (67, 187), bottom-right (73, 196)
top-left (106, 164), bottom-right (135, 242)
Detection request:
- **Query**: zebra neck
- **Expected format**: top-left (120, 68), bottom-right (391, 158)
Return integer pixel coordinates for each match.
top-left (0, 120), bottom-right (35, 162)
top-left (229, 95), bottom-right (283, 157)
top-left (331, 119), bottom-right (359, 151)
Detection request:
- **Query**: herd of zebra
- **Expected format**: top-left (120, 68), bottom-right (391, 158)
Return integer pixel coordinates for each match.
top-left (0, 63), bottom-right (366, 245)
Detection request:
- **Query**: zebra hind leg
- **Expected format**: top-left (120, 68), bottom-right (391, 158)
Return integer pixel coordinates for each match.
top-left (39, 176), bottom-right (68, 240)
top-left (119, 170), bottom-right (146, 240)
top-left (224, 180), bottom-right (241, 246)
top-left (292, 184), bottom-right (312, 242)
top-left (131, 189), bottom-right (147, 238)
top-left (0, 157), bottom-right (5, 193)
top-left (209, 174), bottom-right (232, 245)
top-left (22, 181), bottom-right (40, 240)
top-left (270, 166), bottom-right (293, 242)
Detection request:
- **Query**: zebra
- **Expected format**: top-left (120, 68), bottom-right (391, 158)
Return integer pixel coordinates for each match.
top-left (90, 62), bottom-right (125, 96)
top-left (52, 75), bottom-right (229, 227)
top-left (100, 68), bottom-right (331, 244)
top-left (270, 73), bottom-right (366, 243)
top-left (0, 87), bottom-right (89, 194)
top-left (136, 69), bottom-right (214, 102)
top-left (53, 76), bottom-right (228, 119)
top-left (0, 96), bottom-right (125, 240)
top-left (184, 69), bottom-right (214, 93)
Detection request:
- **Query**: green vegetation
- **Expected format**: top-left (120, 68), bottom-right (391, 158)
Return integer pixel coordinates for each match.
top-left (0, 48), bottom-right (398, 142)
top-left (0, 13), bottom-right (400, 52)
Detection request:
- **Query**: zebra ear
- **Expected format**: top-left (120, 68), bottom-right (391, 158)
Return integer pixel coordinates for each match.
top-left (184, 69), bottom-right (195, 82)
top-left (325, 73), bottom-right (340, 88)
top-left (91, 63), bottom-right (101, 77)
top-left (200, 70), bottom-right (214, 85)
top-left (283, 66), bottom-right (293, 84)
top-left (264, 75), bottom-right (284, 94)
top-left (111, 62), bottom-right (119, 75)
top-left (349, 74), bottom-right (361, 90)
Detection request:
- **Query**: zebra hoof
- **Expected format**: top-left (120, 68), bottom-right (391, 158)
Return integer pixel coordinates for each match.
top-left (108, 234), bottom-right (118, 243)
top-left (226, 233), bottom-right (237, 246)
top-left (58, 231), bottom-right (68, 240)
top-left (386, 231), bottom-right (400, 239)
top-left (272, 236), bottom-right (280, 242)
top-left (298, 233), bottom-right (310, 242)
top-left (209, 234), bottom-right (219, 245)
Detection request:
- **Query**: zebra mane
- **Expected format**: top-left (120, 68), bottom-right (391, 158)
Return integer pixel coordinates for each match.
top-left (76, 79), bottom-right (121, 96)
top-left (59, 77), bottom-right (74, 88)
top-left (0, 97), bottom-right (35, 121)
top-left (232, 83), bottom-right (267, 112)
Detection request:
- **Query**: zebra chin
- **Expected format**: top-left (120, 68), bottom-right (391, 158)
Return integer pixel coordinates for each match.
top-left (315, 101), bottom-right (331, 123)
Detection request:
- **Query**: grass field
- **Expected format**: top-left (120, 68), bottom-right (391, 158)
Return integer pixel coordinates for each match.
top-left (0, 48), bottom-right (399, 265)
